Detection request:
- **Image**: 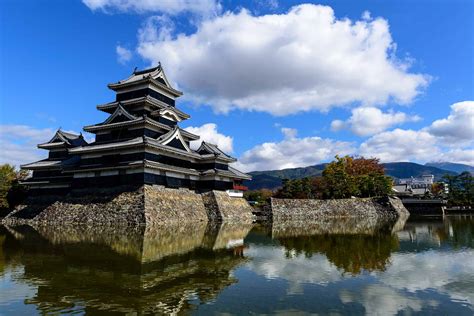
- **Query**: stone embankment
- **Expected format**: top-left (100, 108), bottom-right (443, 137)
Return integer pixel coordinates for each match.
top-left (2, 185), bottom-right (408, 226)
top-left (2, 185), bottom-right (254, 226)
top-left (202, 190), bottom-right (254, 222)
top-left (270, 196), bottom-right (409, 221)
top-left (144, 186), bottom-right (209, 224)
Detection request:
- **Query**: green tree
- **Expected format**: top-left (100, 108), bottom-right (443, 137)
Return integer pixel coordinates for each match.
top-left (0, 165), bottom-right (16, 209)
top-left (443, 172), bottom-right (474, 206)
top-left (244, 189), bottom-right (273, 205)
top-left (322, 156), bottom-right (358, 198)
top-left (275, 177), bottom-right (314, 199)
top-left (0, 164), bottom-right (28, 215)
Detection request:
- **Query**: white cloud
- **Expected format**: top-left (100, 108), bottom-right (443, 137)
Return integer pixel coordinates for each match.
top-left (138, 15), bottom-right (175, 43)
top-left (359, 129), bottom-right (438, 162)
top-left (184, 123), bottom-right (233, 153)
top-left (330, 120), bottom-right (345, 132)
top-left (331, 107), bottom-right (421, 136)
top-left (436, 149), bottom-right (474, 166)
top-left (0, 125), bottom-right (55, 167)
top-left (355, 101), bottom-right (474, 165)
top-left (82, 0), bottom-right (221, 16)
top-left (234, 101), bottom-right (473, 171)
top-left (235, 129), bottom-right (355, 172)
top-left (427, 101), bottom-right (474, 145)
top-left (359, 128), bottom-right (474, 165)
top-left (237, 128), bottom-right (473, 171)
top-left (116, 45), bottom-right (132, 64)
top-left (137, 4), bottom-right (429, 115)
top-left (280, 127), bottom-right (297, 139)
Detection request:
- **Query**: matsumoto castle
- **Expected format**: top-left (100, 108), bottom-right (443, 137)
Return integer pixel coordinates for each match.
top-left (22, 64), bottom-right (251, 195)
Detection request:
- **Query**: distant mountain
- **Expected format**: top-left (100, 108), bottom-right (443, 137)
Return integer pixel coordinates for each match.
top-left (246, 164), bottom-right (326, 190)
top-left (425, 162), bottom-right (474, 174)
top-left (250, 163), bottom-right (327, 179)
top-left (382, 162), bottom-right (456, 179)
top-left (245, 161), bottom-right (457, 190)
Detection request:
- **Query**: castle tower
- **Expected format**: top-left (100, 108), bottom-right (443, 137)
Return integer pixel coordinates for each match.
top-left (22, 65), bottom-right (251, 194)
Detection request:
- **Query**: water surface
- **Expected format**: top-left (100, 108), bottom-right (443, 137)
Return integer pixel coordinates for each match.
top-left (0, 216), bottom-right (473, 315)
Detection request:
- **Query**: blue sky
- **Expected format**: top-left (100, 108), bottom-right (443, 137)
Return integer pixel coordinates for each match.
top-left (0, 0), bottom-right (473, 171)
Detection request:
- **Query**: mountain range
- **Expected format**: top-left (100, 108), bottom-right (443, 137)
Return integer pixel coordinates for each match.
top-left (425, 162), bottom-right (474, 174)
top-left (244, 162), bottom-right (472, 191)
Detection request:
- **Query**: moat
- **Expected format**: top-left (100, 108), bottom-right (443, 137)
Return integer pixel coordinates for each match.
top-left (1, 216), bottom-right (473, 315)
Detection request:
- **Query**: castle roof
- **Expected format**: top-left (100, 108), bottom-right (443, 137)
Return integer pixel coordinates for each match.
top-left (68, 136), bottom-right (236, 164)
top-left (201, 166), bottom-right (251, 180)
top-left (108, 64), bottom-right (183, 97)
top-left (83, 115), bottom-right (167, 133)
top-left (97, 95), bottom-right (190, 119)
top-left (21, 155), bottom-right (80, 170)
top-left (197, 142), bottom-right (236, 162)
top-left (21, 159), bottom-right (63, 169)
top-left (37, 129), bottom-right (88, 150)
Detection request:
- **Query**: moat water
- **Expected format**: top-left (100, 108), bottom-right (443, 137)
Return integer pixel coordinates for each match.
top-left (0, 216), bottom-right (473, 315)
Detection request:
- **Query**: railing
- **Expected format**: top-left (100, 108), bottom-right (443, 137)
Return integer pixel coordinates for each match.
top-left (233, 185), bottom-right (248, 191)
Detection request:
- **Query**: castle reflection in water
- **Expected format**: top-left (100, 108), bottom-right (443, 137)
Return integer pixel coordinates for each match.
top-left (1, 215), bottom-right (473, 315)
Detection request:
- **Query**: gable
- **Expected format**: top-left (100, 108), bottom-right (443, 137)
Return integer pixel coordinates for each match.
top-left (166, 138), bottom-right (188, 151)
top-left (155, 77), bottom-right (167, 85)
top-left (103, 104), bottom-right (137, 125)
top-left (159, 128), bottom-right (191, 152)
top-left (153, 66), bottom-right (172, 88)
top-left (49, 134), bottom-right (65, 143)
top-left (198, 148), bottom-right (212, 155)
top-left (46, 131), bottom-right (70, 145)
top-left (107, 113), bottom-right (133, 124)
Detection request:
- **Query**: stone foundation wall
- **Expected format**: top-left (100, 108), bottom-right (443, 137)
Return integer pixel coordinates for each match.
top-left (144, 185), bottom-right (208, 224)
top-left (202, 191), bottom-right (254, 222)
top-left (3, 187), bottom-right (146, 226)
top-left (270, 196), bottom-right (409, 221)
top-left (2, 186), bottom-right (253, 225)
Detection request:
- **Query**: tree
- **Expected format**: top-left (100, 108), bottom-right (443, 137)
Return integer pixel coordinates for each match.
top-left (443, 172), bottom-right (474, 206)
top-left (321, 156), bottom-right (392, 199)
top-left (322, 156), bottom-right (358, 198)
top-left (0, 164), bottom-right (28, 215)
top-left (274, 177), bottom-right (314, 199)
top-left (269, 156), bottom-right (392, 200)
top-left (244, 188), bottom-right (273, 205)
top-left (431, 182), bottom-right (446, 197)
top-left (0, 164), bottom-right (16, 209)
top-left (310, 176), bottom-right (328, 199)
